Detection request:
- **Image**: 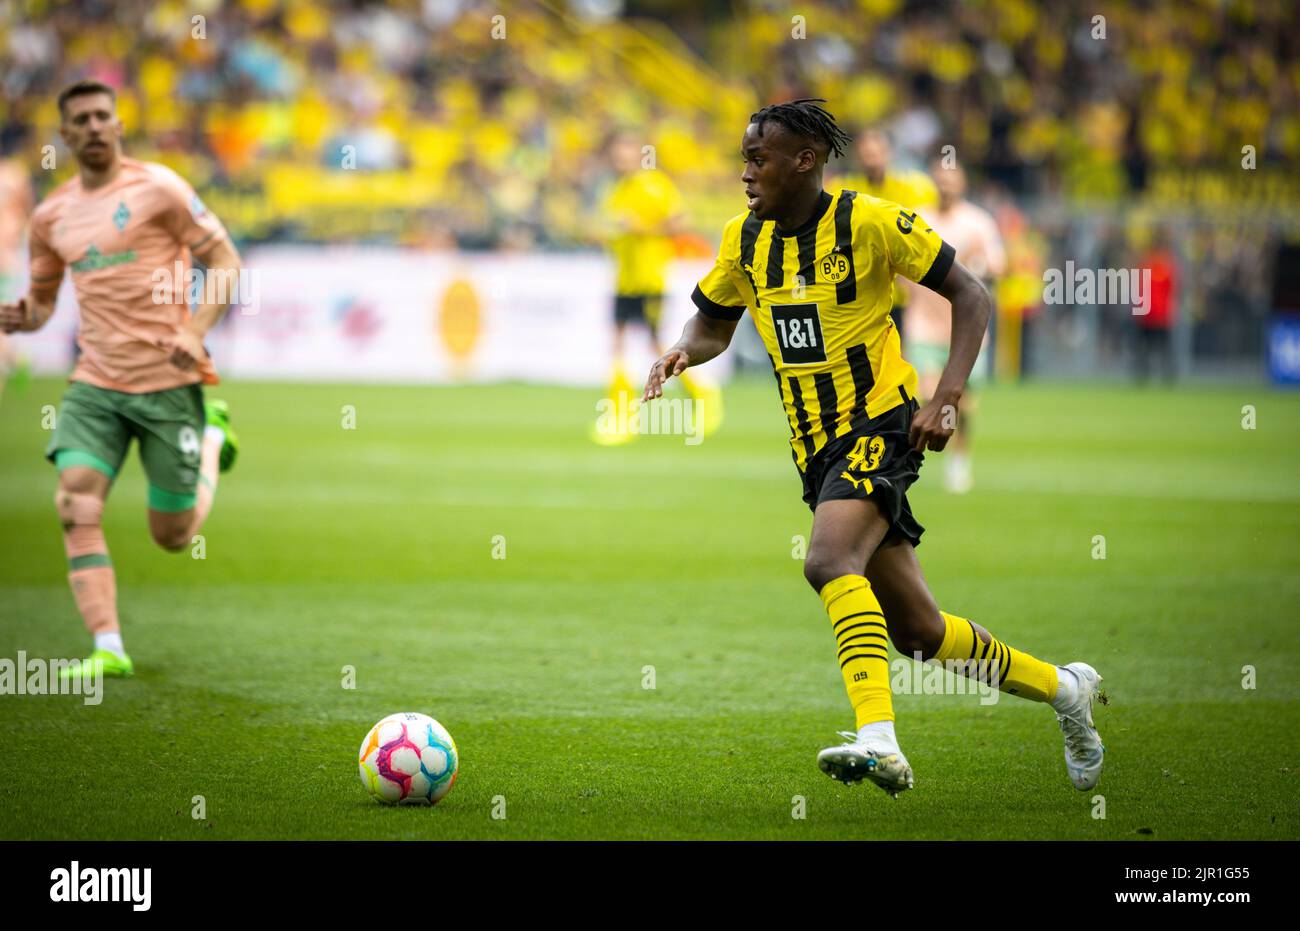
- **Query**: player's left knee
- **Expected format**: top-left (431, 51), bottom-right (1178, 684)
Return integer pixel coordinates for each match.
top-left (55, 489), bottom-right (103, 531)
top-left (149, 520), bottom-right (192, 553)
top-left (803, 553), bottom-right (853, 593)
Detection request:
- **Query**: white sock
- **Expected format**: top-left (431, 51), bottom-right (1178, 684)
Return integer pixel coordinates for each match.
top-left (204, 424), bottom-right (225, 446)
top-left (94, 631), bottom-right (125, 658)
top-left (1050, 666), bottom-right (1079, 712)
top-left (857, 720), bottom-right (899, 752)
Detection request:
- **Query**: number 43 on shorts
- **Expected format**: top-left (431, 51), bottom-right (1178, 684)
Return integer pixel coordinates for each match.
top-left (847, 435), bottom-right (885, 473)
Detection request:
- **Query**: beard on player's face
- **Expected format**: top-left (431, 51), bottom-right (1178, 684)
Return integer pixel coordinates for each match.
top-left (75, 136), bottom-right (116, 168)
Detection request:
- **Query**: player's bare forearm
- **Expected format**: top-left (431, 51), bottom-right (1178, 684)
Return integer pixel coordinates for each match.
top-left (909, 260), bottom-right (991, 452)
top-left (673, 311), bottom-right (737, 366)
top-left (185, 238), bottom-right (242, 337)
top-left (932, 260), bottom-right (992, 405)
top-left (25, 290), bottom-right (58, 331)
top-left (643, 311), bottom-right (738, 401)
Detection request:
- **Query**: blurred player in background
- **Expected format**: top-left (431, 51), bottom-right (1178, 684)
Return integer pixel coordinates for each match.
top-left (1133, 228), bottom-right (1178, 383)
top-left (0, 81), bottom-right (242, 680)
top-left (0, 147), bottom-right (33, 401)
top-left (904, 158), bottom-right (1005, 492)
top-left (832, 129), bottom-right (937, 343)
top-left (645, 100), bottom-right (1104, 798)
top-left (596, 132), bottom-right (720, 444)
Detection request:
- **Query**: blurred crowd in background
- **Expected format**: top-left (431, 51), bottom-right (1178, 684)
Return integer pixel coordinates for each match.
top-left (2, 0), bottom-right (1297, 376)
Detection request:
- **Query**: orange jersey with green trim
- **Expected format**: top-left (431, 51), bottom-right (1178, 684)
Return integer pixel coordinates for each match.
top-left (692, 189), bottom-right (954, 471)
top-left (29, 157), bottom-right (230, 393)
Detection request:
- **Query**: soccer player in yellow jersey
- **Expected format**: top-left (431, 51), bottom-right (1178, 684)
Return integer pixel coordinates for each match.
top-left (597, 133), bottom-right (719, 444)
top-left (643, 100), bottom-right (1104, 796)
top-left (1, 81), bottom-right (242, 681)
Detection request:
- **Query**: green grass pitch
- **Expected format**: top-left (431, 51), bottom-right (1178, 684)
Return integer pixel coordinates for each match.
top-left (1, 375), bottom-right (1297, 840)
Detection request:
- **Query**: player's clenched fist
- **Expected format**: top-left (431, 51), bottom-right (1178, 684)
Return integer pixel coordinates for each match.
top-left (0, 298), bottom-right (29, 333)
top-left (643, 348), bottom-right (690, 402)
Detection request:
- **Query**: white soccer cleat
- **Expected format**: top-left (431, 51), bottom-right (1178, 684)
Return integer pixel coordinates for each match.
top-left (817, 731), bottom-right (914, 798)
top-left (1055, 662), bottom-right (1106, 791)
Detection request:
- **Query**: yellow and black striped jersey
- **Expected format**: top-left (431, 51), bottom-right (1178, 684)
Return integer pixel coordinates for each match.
top-left (692, 189), bottom-right (954, 472)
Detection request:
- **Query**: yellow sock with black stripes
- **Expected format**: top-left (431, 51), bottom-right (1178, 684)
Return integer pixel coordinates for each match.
top-left (820, 575), bottom-right (894, 727)
top-left (930, 611), bottom-right (1058, 702)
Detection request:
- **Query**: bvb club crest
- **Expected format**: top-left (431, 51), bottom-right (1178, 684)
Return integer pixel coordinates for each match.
top-left (819, 250), bottom-right (850, 283)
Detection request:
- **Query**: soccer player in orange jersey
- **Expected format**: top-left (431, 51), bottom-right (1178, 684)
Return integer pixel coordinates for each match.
top-left (0, 81), bottom-right (244, 680)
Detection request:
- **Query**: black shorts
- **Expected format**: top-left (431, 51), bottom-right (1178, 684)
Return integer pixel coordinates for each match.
top-left (614, 294), bottom-right (663, 328)
top-left (800, 399), bottom-right (926, 547)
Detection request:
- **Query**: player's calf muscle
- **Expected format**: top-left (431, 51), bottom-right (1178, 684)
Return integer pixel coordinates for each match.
top-left (871, 583), bottom-right (945, 656)
top-left (869, 587), bottom-right (944, 657)
top-left (887, 614), bottom-right (945, 659)
top-left (864, 541), bottom-right (946, 656)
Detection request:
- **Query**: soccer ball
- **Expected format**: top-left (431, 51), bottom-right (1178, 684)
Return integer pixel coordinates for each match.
top-left (358, 712), bottom-right (459, 805)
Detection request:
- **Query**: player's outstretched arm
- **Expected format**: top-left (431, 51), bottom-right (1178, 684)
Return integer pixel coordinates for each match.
top-left (910, 259), bottom-right (992, 452)
top-left (643, 311), bottom-right (738, 401)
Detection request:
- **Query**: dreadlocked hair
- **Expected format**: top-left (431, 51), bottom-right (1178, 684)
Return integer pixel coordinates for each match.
top-left (749, 98), bottom-right (853, 160)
